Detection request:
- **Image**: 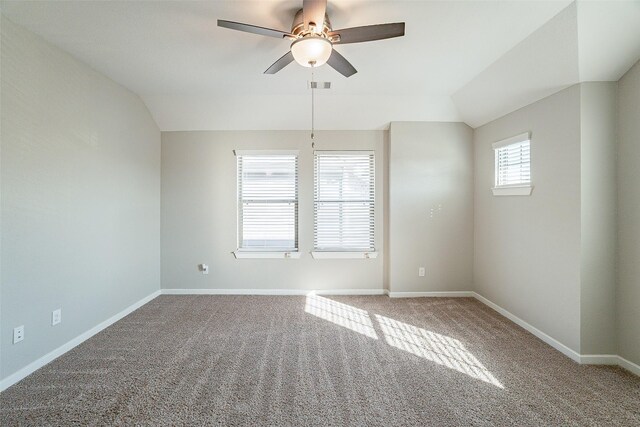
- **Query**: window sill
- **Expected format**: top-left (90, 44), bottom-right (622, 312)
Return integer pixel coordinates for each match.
top-left (233, 251), bottom-right (301, 259)
top-left (492, 185), bottom-right (533, 196)
top-left (311, 251), bottom-right (378, 259)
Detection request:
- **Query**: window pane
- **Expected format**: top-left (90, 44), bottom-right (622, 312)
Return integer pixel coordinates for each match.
top-left (241, 202), bottom-right (296, 249)
top-left (316, 155), bottom-right (374, 201)
top-left (315, 202), bottom-right (374, 250)
top-left (241, 156), bottom-right (297, 200)
top-left (495, 140), bottom-right (530, 187)
top-left (238, 154), bottom-right (298, 250)
top-left (314, 152), bottom-right (375, 251)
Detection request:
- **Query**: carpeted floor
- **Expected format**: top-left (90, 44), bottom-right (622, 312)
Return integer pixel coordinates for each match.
top-left (1, 295), bottom-right (639, 426)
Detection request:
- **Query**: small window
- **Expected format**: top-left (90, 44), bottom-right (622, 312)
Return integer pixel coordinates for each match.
top-left (236, 151), bottom-right (298, 252)
top-left (313, 151), bottom-right (375, 253)
top-left (492, 132), bottom-right (533, 196)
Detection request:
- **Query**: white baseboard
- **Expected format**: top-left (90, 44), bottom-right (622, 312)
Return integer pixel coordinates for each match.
top-left (618, 356), bottom-right (640, 376)
top-left (472, 291), bottom-right (640, 376)
top-left (307, 289), bottom-right (386, 296)
top-left (161, 288), bottom-right (386, 296)
top-left (3, 288), bottom-right (637, 392)
top-left (387, 291), bottom-right (474, 298)
top-left (579, 354), bottom-right (619, 365)
top-left (0, 290), bottom-right (161, 392)
top-left (579, 355), bottom-right (640, 375)
top-left (471, 292), bottom-right (582, 363)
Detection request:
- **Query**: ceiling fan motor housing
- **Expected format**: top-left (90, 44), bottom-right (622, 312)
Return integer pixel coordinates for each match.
top-left (292, 9), bottom-right (333, 39)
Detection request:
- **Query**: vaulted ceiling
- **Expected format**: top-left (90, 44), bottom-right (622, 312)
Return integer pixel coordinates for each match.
top-left (1, 0), bottom-right (639, 130)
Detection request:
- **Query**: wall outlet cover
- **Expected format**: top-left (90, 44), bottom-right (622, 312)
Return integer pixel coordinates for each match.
top-left (419, 267), bottom-right (426, 277)
top-left (52, 309), bottom-right (62, 326)
top-left (13, 325), bottom-right (24, 344)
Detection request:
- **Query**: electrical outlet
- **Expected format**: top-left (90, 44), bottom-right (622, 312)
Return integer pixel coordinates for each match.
top-left (418, 267), bottom-right (426, 277)
top-left (52, 309), bottom-right (62, 326)
top-left (200, 264), bottom-right (209, 275)
top-left (13, 325), bottom-right (24, 344)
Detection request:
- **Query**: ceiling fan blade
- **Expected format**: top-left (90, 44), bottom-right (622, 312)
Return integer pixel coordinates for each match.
top-left (303, 0), bottom-right (327, 33)
top-left (327, 49), bottom-right (357, 78)
top-left (329, 23), bottom-right (405, 44)
top-left (264, 51), bottom-right (295, 74)
top-left (218, 20), bottom-right (294, 39)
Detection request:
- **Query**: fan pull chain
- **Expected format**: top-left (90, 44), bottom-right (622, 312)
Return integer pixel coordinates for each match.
top-left (311, 63), bottom-right (315, 148)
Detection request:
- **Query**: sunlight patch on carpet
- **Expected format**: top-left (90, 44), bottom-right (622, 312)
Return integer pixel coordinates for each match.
top-left (375, 314), bottom-right (504, 388)
top-left (305, 294), bottom-right (378, 339)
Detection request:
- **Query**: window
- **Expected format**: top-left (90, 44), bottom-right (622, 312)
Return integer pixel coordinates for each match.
top-left (313, 151), bottom-right (376, 257)
top-left (235, 151), bottom-right (299, 257)
top-left (492, 132), bottom-right (533, 196)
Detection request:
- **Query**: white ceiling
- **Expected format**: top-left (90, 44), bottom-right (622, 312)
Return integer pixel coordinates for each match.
top-left (1, 0), bottom-right (638, 130)
top-left (454, 0), bottom-right (640, 127)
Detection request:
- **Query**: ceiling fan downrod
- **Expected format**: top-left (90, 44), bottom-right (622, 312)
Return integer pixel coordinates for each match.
top-left (311, 64), bottom-right (315, 148)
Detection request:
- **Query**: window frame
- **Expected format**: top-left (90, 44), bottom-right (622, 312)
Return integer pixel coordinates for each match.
top-left (233, 150), bottom-right (300, 259)
top-left (491, 132), bottom-right (533, 196)
top-left (311, 150), bottom-right (377, 259)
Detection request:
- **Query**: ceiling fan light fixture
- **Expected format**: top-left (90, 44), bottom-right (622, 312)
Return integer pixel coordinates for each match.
top-left (291, 36), bottom-right (332, 67)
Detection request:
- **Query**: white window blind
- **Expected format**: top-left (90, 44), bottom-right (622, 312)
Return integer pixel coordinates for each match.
top-left (494, 134), bottom-right (531, 188)
top-left (314, 151), bottom-right (375, 251)
top-left (237, 152), bottom-right (298, 251)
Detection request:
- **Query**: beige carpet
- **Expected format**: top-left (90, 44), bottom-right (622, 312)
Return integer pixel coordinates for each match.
top-left (1, 295), bottom-right (639, 426)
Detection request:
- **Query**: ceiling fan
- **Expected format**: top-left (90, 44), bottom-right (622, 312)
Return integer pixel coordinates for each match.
top-left (218, 0), bottom-right (405, 77)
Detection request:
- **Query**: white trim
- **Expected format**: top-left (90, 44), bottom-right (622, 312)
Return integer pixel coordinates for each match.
top-left (233, 150), bottom-right (299, 156)
top-left (579, 354), bottom-right (619, 365)
top-left (471, 292), bottom-right (582, 362)
top-left (3, 288), bottom-right (636, 392)
top-left (161, 288), bottom-right (385, 296)
top-left (233, 251), bottom-right (301, 259)
top-left (388, 291), bottom-right (474, 298)
top-left (471, 292), bottom-right (640, 375)
top-left (554, 353), bottom-right (640, 376)
top-left (311, 251), bottom-right (378, 259)
top-left (314, 150), bottom-right (375, 156)
top-left (472, 292), bottom-right (639, 376)
top-left (617, 356), bottom-right (640, 376)
top-left (492, 132), bottom-right (531, 149)
top-left (307, 289), bottom-right (385, 296)
top-left (492, 185), bottom-right (533, 196)
top-left (0, 290), bottom-right (161, 392)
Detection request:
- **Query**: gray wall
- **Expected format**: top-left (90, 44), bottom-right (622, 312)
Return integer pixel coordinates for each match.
top-left (161, 131), bottom-right (386, 291)
top-left (1, 10), bottom-right (636, 386)
top-left (473, 86), bottom-right (582, 352)
top-left (388, 122), bottom-right (474, 293)
top-left (617, 60), bottom-right (640, 366)
top-left (579, 82), bottom-right (617, 355)
top-left (0, 17), bottom-right (161, 381)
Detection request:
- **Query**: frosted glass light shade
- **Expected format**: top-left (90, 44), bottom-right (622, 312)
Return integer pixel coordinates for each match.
top-left (291, 37), bottom-right (332, 67)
